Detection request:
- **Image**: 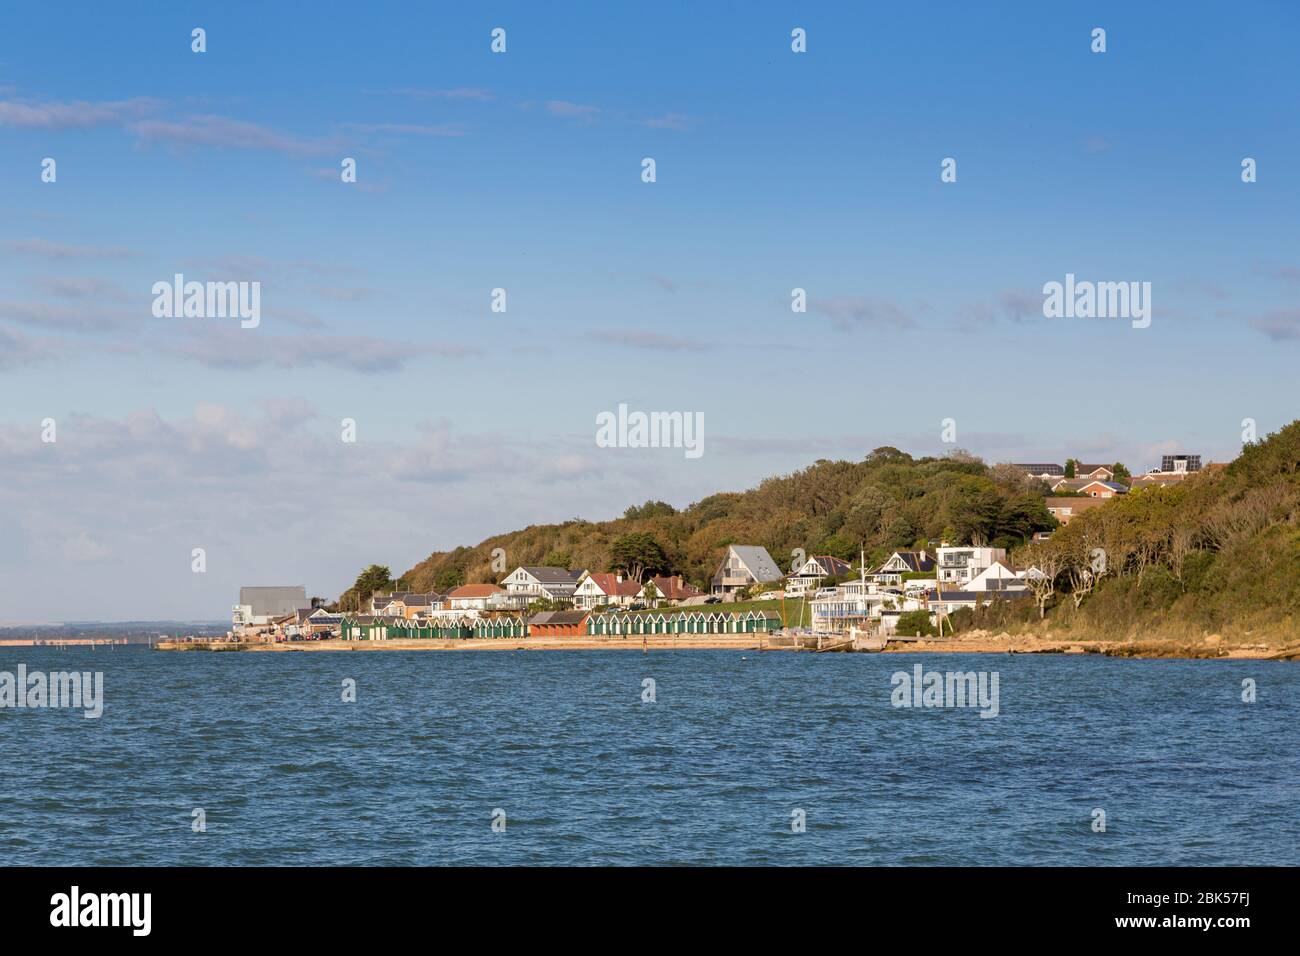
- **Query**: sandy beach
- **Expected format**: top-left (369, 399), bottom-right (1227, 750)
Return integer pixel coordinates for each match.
top-left (155, 631), bottom-right (1300, 659)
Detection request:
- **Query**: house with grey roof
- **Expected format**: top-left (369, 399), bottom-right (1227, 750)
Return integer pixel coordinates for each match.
top-left (502, 566), bottom-right (585, 603)
top-left (711, 545), bottom-right (783, 596)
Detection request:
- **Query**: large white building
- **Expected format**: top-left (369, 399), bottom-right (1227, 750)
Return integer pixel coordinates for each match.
top-left (501, 566), bottom-right (584, 603)
top-left (935, 546), bottom-right (1007, 586)
top-left (233, 586), bottom-right (310, 633)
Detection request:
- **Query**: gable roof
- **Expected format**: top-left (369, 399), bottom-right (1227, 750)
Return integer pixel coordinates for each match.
top-left (794, 555), bottom-right (853, 577)
top-left (723, 545), bottom-right (783, 582)
top-left (878, 550), bottom-right (935, 573)
top-left (1044, 496), bottom-right (1106, 513)
top-left (518, 566), bottom-right (584, 584)
top-left (582, 573), bottom-right (640, 597)
top-left (528, 610), bottom-right (589, 626)
top-left (448, 584), bottom-right (504, 599)
top-left (1081, 480), bottom-right (1128, 493)
top-left (643, 575), bottom-right (704, 600)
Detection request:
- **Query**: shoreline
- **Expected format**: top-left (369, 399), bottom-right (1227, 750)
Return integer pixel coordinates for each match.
top-left (154, 633), bottom-right (1300, 660)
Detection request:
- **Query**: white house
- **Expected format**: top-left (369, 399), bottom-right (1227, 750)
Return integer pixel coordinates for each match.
top-left (935, 546), bottom-right (1007, 585)
top-left (637, 575), bottom-right (705, 606)
top-left (573, 572), bottom-right (640, 609)
top-left (446, 584), bottom-right (504, 611)
top-left (810, 580), bottom-right (894, 632)
top-left (870, 550), bottom-right (935, 586)
top-left (501, 566), bottom-right (584, 603)
top-left (711, 545), bottom-right (784, 595)
top-left (786, 555), bottom-right (853, 596)
top-left (965, 561), bottom-right (1028, 593)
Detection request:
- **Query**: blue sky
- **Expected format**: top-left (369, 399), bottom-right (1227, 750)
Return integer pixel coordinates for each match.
top-left (2, 2), bottom-right (1298, 620)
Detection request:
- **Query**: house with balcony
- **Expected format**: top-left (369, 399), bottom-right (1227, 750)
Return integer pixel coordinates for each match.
top-left (935, 546), bottom-right (1007, 586)
top-left (810, 579), bottom-right (894, 632)
top-left (786, 555), bottom-right (853, 596)
top-left (501, 566), bottom-right (585, 604)
top-left (870, 550), bottom-right (935, 587)
top-left (711, 545), bottom-right (783, 596)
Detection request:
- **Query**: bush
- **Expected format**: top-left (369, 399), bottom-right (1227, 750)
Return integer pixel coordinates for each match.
top-left (895, 609), bottom-right (937, 637)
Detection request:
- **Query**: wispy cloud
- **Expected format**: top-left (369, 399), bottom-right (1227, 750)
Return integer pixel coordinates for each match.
top-left (591, 330), bottom-right (698, 351)
top-left (642, 113), bottom-right (693, 131)
top-left (812, 296), bottom-right (919, 331)
top-left (130, 114), bottom-right (342, 155)
top-left (1254, 263), bottom-right (1300, 285)
top-left (545, 100), bottom-right (601, 120)
top-left (0, 300), bottom-right (132, 334)
top-left (34, 276), bottom-right (132, 303)
top-left (0, 96), bottom-right (160, 129)
top-left (0, 325), bottom-right (54, 369)
top-left (1248, 309), bottom-right (1300, 342)
top-left (342, 121), bottom-right (464, 137)
top-left (164, 330), bottom-right (477, 372)
top-left (5, 238), bottom-right (133, 259)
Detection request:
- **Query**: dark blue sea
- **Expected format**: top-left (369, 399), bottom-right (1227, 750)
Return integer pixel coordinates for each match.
top-left (1, 646), bottom-right (1296, 865)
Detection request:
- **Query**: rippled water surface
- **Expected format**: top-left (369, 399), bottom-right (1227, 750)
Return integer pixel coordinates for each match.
top-left (1, 646), bottom-right (1296, 865)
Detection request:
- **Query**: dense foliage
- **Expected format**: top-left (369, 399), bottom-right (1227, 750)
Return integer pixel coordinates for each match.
top-left (1012, 422), bottom-right (1300, 639)
top-left (338, 447), bottom-right (1057, 605)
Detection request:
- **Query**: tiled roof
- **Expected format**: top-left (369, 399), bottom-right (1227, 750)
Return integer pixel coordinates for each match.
top-left (448, 584), bottom-right (504, 598)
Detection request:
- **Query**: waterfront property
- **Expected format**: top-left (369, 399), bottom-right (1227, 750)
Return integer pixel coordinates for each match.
top-left (638, 575), bottom-right (704, 606)
top-left (573, 572), bottom-right (641, 609)
top-left (785, 555), bottom-right (853, 596)
top-left (446, 583), bottom-right (505, 612)
top-left (232, 586), bottom-right (311, 635)
top-left (871, 550), bottom-right (935, 587)
top-left (711, 545), bottom-right (784, 595)
top-left (502, 566), bottom-right (585, 603)
top-left (935, 546), bottom-right (1007, 586)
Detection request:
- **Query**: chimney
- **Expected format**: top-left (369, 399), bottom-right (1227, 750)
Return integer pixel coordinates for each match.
top-left (616, 573), bottom-right (623, 584)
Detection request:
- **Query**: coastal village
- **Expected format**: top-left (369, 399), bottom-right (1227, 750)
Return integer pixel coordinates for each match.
top-left (218, 454), bottom-right (1216, 648)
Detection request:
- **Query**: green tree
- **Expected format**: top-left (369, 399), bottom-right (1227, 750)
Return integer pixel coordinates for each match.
top-left (609, 532), bottom-right (670, 582)
top-left (1111, 462), bottom-right (1131, 483)
top-left (1064, 459), bottom-right (1078, 478)
top-left (624, 500), bottom-right (677, 520)
top-left (353, 564), bottom-right (393, 603)
top-left (543, 548), bottom-right (573, 568)
top-left (434, 565), bottom-right (466, 591)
